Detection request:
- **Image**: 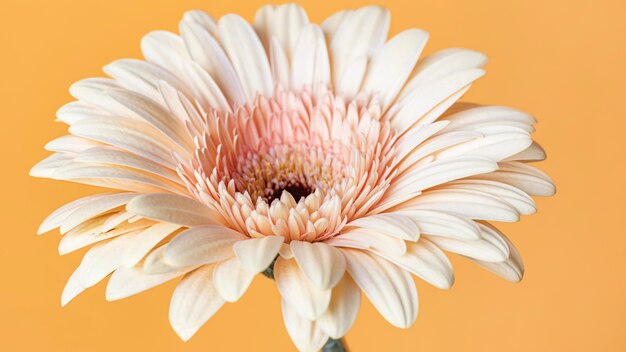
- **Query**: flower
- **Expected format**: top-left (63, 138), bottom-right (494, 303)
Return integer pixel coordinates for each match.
top-left (31, 3), bottom-right (555, 351)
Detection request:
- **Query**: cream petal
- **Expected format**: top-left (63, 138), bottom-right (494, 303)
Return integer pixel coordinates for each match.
top-left (290, 24), bottom-right (330, 90)
top-left (51, 162), bottom-right (185, 194)
top-left (399, 189), bottom-right (520, 222)
top-left (233, 236), bottom-right (284, 274)
top-left (426, 223), bottom-right (510, 262)
top-left (123, 222), bottom-right (182, 267)
top-left (471, 231), bottom-right (524, 282)
top-left (380, 239), bottom-right (454, 289)
top-left (45, 135), bottom-right (103, 153)
top-left (397, 48), bottom-right (488, 102)
top-left (281, 300), bottom-right (329, 352)
top-left (437, 125), bottom-right (532, 162)
top-left (441, 179), bottom-right (536, 215)
top-left (181, 60), bottom-right (231, 113)
top-left (316, 275), bottom-right (361, 339)
top-left (475, 161), bottom-right (556, 196)
top-left (274, 257), bottom-right (331, 320)
top-left (68, 78), bottom-right (129, 116)
top-left (77, 233), bottom-right (139, 288)
top-left (390, 69), bottom-right (485, 133)
top-left (141, 30), bottom-right (189, 78)
top-left (331, 229), bottom-right (407, 257)
top-left (69, 116), bottom-right (178, 168)
top-left (343, 249), bottom-right (418, 328)
top-left (505, 141), bottom-right (546, 161)
top-left (59, 219), bottom-right (150, 255)
top-left (143, 244), bottom-right (178, 274)
top-left (393, 209), bottom-right (481, 240)
top-left (29, 153), bottom-right (73, 178)
top-left (56, 100), bottom-right (111, 125)
top-left (59, 192), bottom-right (135, 234)
top-left (389, 156), bottom-right (498, 195)
top-left (179, 20), bottom-right (246, 104)
top-left (269, 37), bottom-right (290, 87)
top-left (291, 241), bottom-right (346, 290)
top-left (169, 265), bottom-right (225, 341)
top-left (362, 29), bottom-right (429, 110)
top-left (212, 257), bottom-right (255, 302)
top-left (36, 193), bottom-right (121, 234)
top-left (103, 59), bottom-right (190, 105)
top-left (444, 105), bottom-right (536, 133)
top-left (328, 6), bottom-right (390, 97)
top-left (164, 226), bottom-right (245, 267)
top-left (106, 264), bottom-right (194, 301)
top-left (61, 267), bottom-right (85, 306)
top-left (126, 193), bottom-right (224, 227)
top-left (74, 146), bottom-right (181, 184)
top-left (347, 213), bottom-right (420, 241)
top-left (182, 10), bottom-right (217, 35)
top-left (254, 3), bottom-right (309, 58)
top-left (106, 87), bottom-right (193, 150)
top-left (217, 14), bottom-right (274, 100)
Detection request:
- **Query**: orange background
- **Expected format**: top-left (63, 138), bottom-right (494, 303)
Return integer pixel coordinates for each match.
top-left (1, 0), bottom-right (625, 351)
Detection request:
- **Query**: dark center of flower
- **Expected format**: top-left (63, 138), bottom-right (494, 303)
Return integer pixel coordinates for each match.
top-left (265, 183), bottom-right (314, 204)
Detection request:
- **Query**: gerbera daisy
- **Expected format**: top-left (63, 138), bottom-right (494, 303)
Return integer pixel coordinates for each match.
top-left (31, 3), bottom-right (555, 351)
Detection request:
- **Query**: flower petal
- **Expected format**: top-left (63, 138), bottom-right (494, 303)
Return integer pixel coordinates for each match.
top-left (347, 213), bottom-right (420, 241)
top-left (106, 264), bottom-right (195, 301)
top-left (126, 193), bottom-right (224, 227)
top-left (169, 265), bottom-right (225, 341)
top-left (281, 300), bottom-right (328, 352)
top-left (233, 236), bottom-right (284, 273)
top-left (274, 257), bottom-right (331, 320)
top-left (291, 241), bottom-right (346, 289)
top-left (212, 257), bottom-right (255, 302)
top-left (317, 275), bottom-right (361, 339)
top-left (164, 226), bottom-right (245, 267)
top-left (343, 249), bottom-right (418, 328)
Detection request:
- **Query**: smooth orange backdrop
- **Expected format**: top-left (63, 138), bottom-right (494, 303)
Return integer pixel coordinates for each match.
top-left (1, 0), bottom-right (624, 351)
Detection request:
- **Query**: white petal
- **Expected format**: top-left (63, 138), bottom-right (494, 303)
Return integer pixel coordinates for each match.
top-left (68, 78), bottom-right (129, 116)
top-left (254, 3), bottom-right (309, 58)
top-left (179, 20), bottom-right (246, 104)
top-left (169, 265), bottom-right (225, 341)
top-left (233, 236), bottom-right (284, 273)
top-left (343, 249), bottom-right (418, 328)
top-left (476, 161), bottom-right (556, 196)
top-left (77, 233), bottom-right (138, 288)
top-left (217, 14), bottom-right (273, 100)
top-left (290, 24), bottom-right (330, 90)
top-left (437, 125), bottom-right (532, 162)
top-left (389, 156), bottom-right (498, 194)
top-left (37, 193), bottom-right (123, 234)
top-left (45, 135), bottom-right (103, 153)
top-left (123, 222), bottom-right (182, 267)
top-left (328, 6), bottom-right (389, 97)
top-left (444, 105), bottom-right (536, 133)
top-left (29, 153), bottom-right (73, 178)
top-left (61, 268), bottom-right (85, 306)
top-left (281, 300), bottom-right (329, 352)
top-left (274, 257), bottom-right (331, 320)
top-left (317, 275), bottom-right (360, 339)
top-left (426, 223), bottom-right (510, 262)
top-left (291, 241), bottom-right (346, 289)
top-left (331, 229), bottom-right (406, 257)
top-left (181, 60), bottom-right (231, 113)
top-left (381, 239), bottom-right (454, 289)
top-left (394, 209), bottom-right (481, 240)
top-left (74, 146), bottom-right (181, 184)
top-left (56, 100), bottom-right (111, 125)
top-left (212, 257), bottom-right (254, 302)
top-left (164, 226), bottom-right (245, 267)
top-left (141, 30), bottom-right (189, 78)
top-left (347, 213), bottom-right (420, 241)
top-left (69, 116), bottom-right (178, 168)
top-left (106, 264), bottom-right (194, 301)
top-left (59, 193), bottom-right (135, 233)
top-left (505, 141), bottom-right (546, 161)
top-left (106, 87), bottom-right (192, 150)
top-left (362, 29), bottom-right (429, 110)
top-left (440, 179), bottom-right (536, 216)
top-left (126, 193), bottom-right (224, 227)
top-left (59, 219), bottom-right (150, 255)
top-left (399, 189), bottom-right (520, 222)
top-left (471, 231), bottom-right (524, 282)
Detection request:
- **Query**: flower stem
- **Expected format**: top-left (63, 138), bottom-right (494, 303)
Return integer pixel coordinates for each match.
top-left (322, 337), bottom-right (347, 351)
top-left (262, 258), bottom-right (349, 351)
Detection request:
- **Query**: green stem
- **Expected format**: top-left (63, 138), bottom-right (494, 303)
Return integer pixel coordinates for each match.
top-left (262, 258), bottom-right (348, 351)
top-left (322, 337), bottom-right (347, 351)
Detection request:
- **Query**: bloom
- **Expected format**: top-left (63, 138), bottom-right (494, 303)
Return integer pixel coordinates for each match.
top-left (31, 3), bottom-right (555, 351)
